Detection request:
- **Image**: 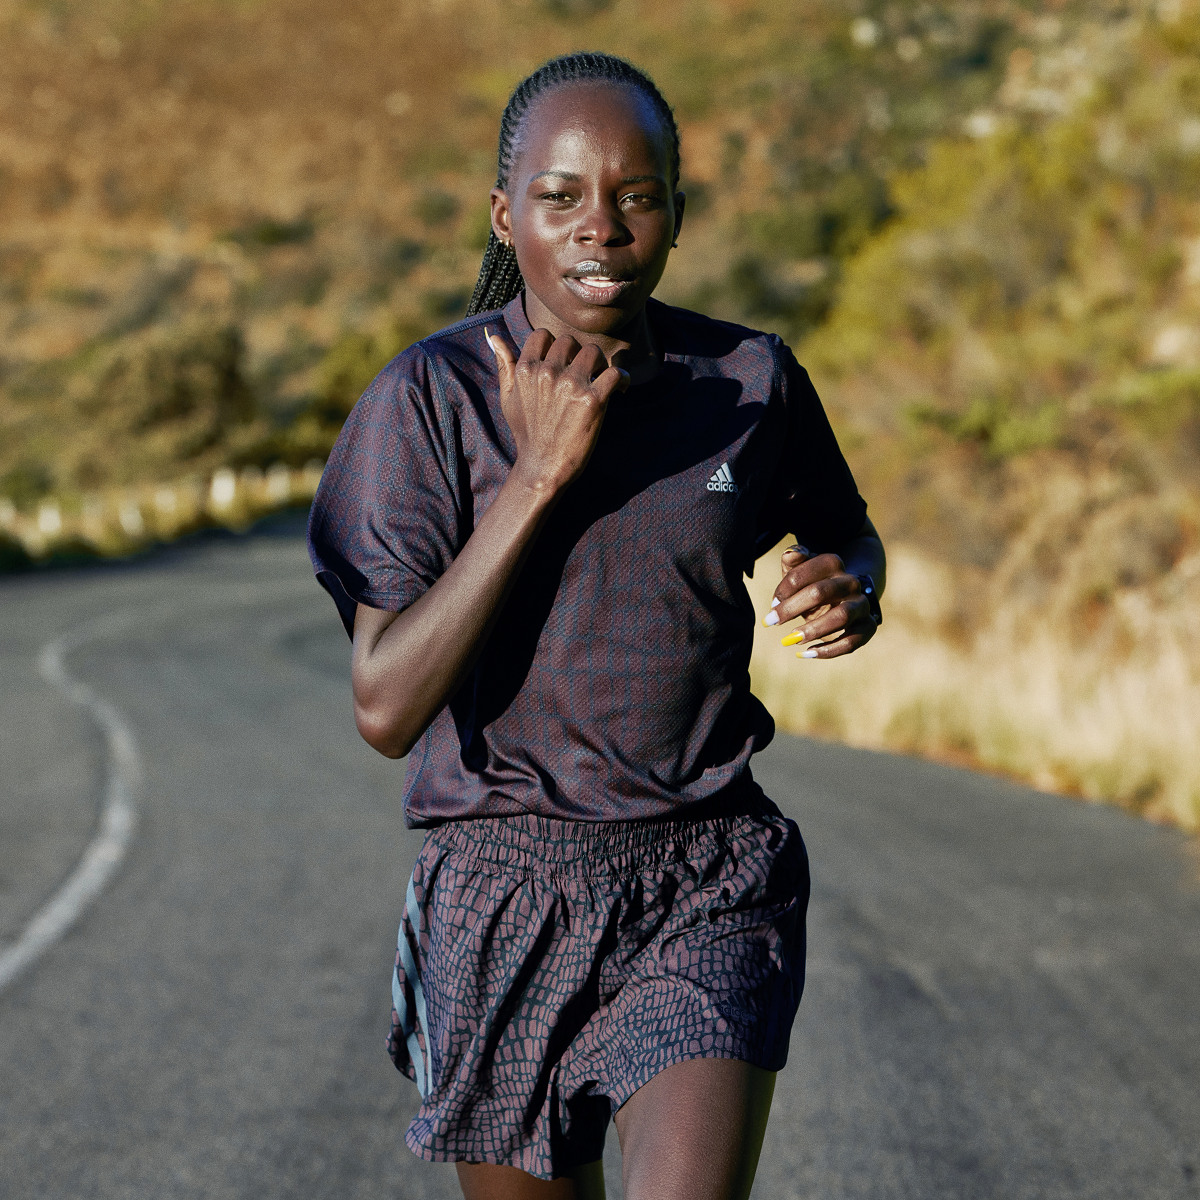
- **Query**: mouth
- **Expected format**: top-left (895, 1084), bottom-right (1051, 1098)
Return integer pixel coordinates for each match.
top-left (563, 261), bottom-right (637, 305)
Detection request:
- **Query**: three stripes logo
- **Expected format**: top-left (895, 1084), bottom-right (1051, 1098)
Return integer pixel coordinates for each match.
top-left (706, 462), bottom-right (738, 493)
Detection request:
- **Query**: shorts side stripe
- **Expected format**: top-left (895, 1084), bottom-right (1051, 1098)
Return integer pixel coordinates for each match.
top-left (398, 873), bottom-right (433, 1097)
top-left (392, 923), bottom-right (422, 1094)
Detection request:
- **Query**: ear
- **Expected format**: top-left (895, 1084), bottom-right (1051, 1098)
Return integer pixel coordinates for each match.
top-left (672, 190), bottom-right (686, 247)
top-left (490, 187), bottom-right (513, 246)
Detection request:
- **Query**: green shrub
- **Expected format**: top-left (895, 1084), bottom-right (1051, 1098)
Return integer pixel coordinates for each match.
top-left (309, 319), bottom-right (434, 425)
top-left (0, 531), bottom-right (32, 571)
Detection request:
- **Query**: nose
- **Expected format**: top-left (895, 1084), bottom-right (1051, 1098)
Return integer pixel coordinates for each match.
top-left (574, 195), bottom-right (630, 246)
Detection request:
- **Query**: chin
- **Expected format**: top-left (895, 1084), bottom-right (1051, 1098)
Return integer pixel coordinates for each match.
top-left (572, 306), bottom-right (636, 333)
top-left (554, 291), bottom-right (647, 338)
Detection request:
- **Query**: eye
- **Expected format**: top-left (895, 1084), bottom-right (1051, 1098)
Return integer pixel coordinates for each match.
top-left (538, 190), bottom-right (576, 205)
top-left (620, 191), bottom-right (663, 210)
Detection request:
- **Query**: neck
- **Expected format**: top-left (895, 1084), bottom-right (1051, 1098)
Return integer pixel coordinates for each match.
top-left (521, 294), bottom-right (659, 376)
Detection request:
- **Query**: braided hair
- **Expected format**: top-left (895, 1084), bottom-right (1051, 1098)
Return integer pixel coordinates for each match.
top-left (465, 52), bottom-right (681, 317)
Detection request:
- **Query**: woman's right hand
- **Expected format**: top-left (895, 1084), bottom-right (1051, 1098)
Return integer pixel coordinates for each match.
top-left (352, 326), bottom-right (627, 758)
top-left (486, 326), bottom-right (629, 496)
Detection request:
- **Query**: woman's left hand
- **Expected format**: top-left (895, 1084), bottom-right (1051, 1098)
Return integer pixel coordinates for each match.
top-left (763, 545), bottom-right (880, 659)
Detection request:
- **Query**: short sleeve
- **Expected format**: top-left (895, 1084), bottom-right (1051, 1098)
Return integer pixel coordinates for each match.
top-left (307, 346), bottom-right (462, 638)
top-left (754, 337), bottom-right (868, 558)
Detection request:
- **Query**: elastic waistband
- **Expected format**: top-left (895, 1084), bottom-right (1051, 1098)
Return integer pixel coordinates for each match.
top-left (426, 793), bottom-right (781, 878)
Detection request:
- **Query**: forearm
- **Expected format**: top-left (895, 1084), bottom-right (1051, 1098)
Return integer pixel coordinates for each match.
top-left (351, 474), bottom-right (557, 757)
top-left (833, 516), bottom-right (886, 595)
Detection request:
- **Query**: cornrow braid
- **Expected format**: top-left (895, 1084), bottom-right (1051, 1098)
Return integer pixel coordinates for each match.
top-left (465, 51), bottom-right (681, 318)
top-left (467, 231), bottom-right (524, 317)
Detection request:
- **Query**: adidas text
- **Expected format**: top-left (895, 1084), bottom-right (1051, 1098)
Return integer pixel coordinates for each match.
top-left (707, 462), bottom-right (739, 493)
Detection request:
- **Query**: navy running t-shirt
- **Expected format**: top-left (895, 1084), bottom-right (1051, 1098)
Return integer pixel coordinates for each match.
top-left (308, 293), bottom-right (867, 826)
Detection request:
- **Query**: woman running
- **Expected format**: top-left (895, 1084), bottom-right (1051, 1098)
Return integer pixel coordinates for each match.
top-left (308, 51), bottom-right (884, 1200)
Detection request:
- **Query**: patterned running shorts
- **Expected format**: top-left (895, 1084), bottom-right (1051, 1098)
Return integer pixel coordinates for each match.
top-left (387, 799), bottom-right (809, 1180)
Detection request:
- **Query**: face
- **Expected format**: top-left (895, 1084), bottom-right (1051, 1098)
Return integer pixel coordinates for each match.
top-left (490, 81), bottom-right (685, 348)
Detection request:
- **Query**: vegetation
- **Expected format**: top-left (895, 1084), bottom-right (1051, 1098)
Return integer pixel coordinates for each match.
top-left (1, 0), bottom-right (1196, 825)
top-left (776, 8), bottom-right (1200, 827)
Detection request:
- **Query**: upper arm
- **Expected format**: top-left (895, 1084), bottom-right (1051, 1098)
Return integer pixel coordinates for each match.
top-left (851, 514), bottom-right (882, 545)
top-left (348, 601), bottom-right (409, 757)
top-left (350, 600), bottom-right (401, 707)
top-left (755, 339), bottom-right (868, 556)
top-left (307, 346), bottom-right (463, 637)
top-left (351, 601), bottom-right (402, 653)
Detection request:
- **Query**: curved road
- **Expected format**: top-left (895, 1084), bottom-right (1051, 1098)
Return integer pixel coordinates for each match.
top-left (2, 525), bottom-right (1197, 1199)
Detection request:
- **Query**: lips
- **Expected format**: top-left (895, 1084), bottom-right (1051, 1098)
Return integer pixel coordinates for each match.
top-left (564, 276), bottom-right (636, 305)
top-left (563, 262), bottom-right (637, 306)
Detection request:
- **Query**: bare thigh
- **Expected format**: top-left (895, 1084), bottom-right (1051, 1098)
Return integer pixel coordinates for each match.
top-left (615, 1058), bottom-right (776, 1200)
top-left (455, 1160), bottom-right (606, 1200)
top-left (453, 1060), bottom-right (774, 1200)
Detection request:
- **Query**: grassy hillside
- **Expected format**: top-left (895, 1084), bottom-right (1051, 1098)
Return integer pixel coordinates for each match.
top-left (0, 0), bottom-right (1111, 498)
top-left (2, 0), bottom-right (1196, 824)
top-left (752, 7), bottom-right (1200, 827)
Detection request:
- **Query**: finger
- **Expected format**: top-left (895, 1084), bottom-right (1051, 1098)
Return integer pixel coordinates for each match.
top-left (570, 342), bottom-right (607, 384)
top-left (774, 546), bottom-right (812, 615)
top-left (796, 630), bottom-right (865, 660)
top-left (779, 578), bottom-right (852, 625)
top-left (767, 553), bottom-right (844, 611)
top-left (544, 333), bottom-right (582, 369)
top-left (764, 571), bottom-right (854, 626)
top-left (771, 597), bottom-right (832, 625)
top-left (798, 610), bottom-right (879, 656)
top-left (779, 599), bottom-right (858, 647)
top-left (779, 544), bottom-right (812, 575)
top-left (520, 327), bottom-right (555, 363)
top-left (590, 364), bottom-right (631, 403)
top-left (780, 553), bottom-right (843, 592)
top-left (484, 326), bottom-right (517, 392)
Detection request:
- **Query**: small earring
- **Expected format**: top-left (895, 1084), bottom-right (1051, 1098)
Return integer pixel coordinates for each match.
top-left (671, 239), bottom-right (679, 248)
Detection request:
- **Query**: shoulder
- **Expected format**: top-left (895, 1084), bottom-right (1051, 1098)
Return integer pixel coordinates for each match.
top-left (649, 299), bottom-right (790, 381)
top-left (406, 309), bottom-right (494, 382)
top-left (351, 310), bottom-right (494, 419)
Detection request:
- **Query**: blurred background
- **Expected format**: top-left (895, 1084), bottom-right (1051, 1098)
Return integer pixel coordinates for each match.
top-left (2, 0), bottom-right (1197, 829)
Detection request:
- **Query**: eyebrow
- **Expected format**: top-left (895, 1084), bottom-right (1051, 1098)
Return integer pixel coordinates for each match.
top-left (528, 170), bottom-right (666, 186)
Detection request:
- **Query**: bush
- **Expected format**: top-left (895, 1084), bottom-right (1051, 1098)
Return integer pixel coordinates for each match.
top-left (64, 323), bottom-right (261, 490)
top-left (307, 318), bottom-right (435, 426)
top-left (0, 531), bottom-right (31, 571)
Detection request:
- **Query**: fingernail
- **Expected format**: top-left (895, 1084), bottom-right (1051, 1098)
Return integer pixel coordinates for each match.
top-left (770, 597), bottom-right (780, 608)
top-left (484, 326), bottom-right (495, 351)
top-left (800, 649), bottom-right (819, 658)
top-left (781, 630), bottom-right (804, 646)
top-left (763, 610), bottom-right (779, 626)
top-left (787, 545), bottom-right (810, 557)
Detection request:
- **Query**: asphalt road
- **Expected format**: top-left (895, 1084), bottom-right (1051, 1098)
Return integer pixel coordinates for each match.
top-left (2, 524), bottom-right (1197, 1200)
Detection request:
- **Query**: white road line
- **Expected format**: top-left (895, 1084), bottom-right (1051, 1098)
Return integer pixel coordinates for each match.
top-left (0, 580), bottom-right (318, 995)
top-left (0, 618), bottom-right (142, 993)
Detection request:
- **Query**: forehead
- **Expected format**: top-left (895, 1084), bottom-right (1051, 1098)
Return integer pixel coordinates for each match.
top-left (512, 80), bottom-right (672, 178)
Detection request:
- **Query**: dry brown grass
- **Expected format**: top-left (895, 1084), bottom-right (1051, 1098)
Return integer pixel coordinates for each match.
top-left (750, 524), bottom-right (1200, 830)
top-left (770, 7), bottom-right (1200, 830)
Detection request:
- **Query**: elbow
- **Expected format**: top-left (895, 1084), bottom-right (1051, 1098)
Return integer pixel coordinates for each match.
top-left (351, 655), bottom-right (418, 758)
top-left (353, 700), bottom-right (415, 760)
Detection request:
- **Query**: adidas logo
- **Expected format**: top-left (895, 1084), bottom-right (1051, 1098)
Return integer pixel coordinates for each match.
top-left (706, 462), bottom-right (738, 493)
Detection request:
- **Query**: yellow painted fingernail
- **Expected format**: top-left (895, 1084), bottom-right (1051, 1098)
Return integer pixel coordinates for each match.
top-left (484, 326), bottom-right (495, 350)
top-left (781, 630), bottom-right (804, 646)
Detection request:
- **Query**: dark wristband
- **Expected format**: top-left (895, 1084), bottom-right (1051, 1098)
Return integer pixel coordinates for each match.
top-left (853, 573), bottom-right (882, 626)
